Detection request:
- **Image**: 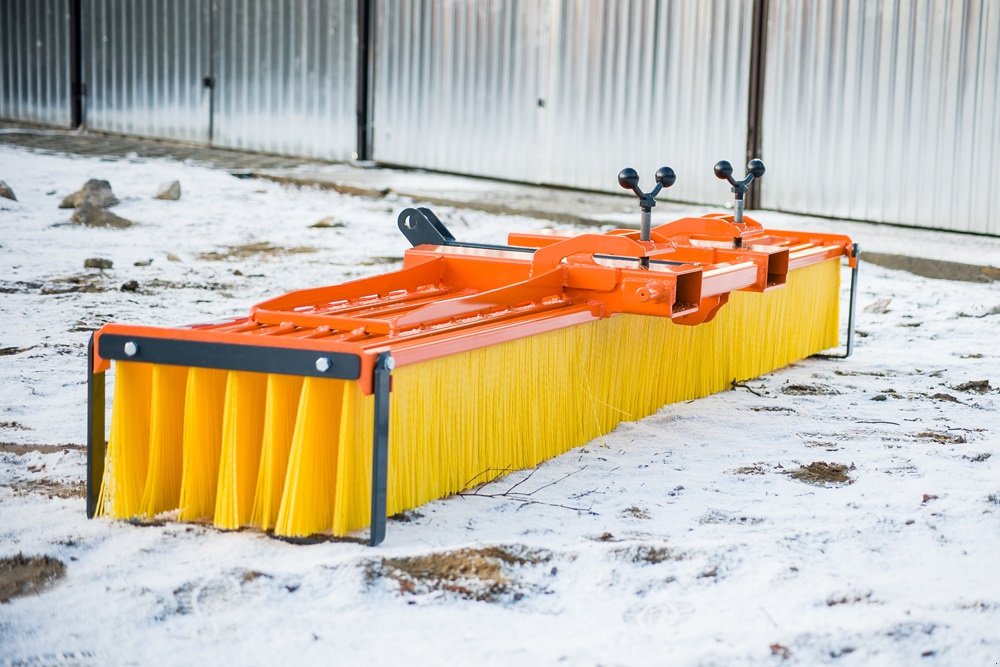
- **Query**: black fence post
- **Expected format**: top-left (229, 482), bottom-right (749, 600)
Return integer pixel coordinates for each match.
top-left (356, 0), bottom-right (373, 161)
top-left (745, 0), bottom-right (769, 211)
top-left (69, 0), bottom-right (83, 128)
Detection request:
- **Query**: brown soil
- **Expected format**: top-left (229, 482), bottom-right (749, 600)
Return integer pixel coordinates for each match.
top-left (0, 554), bottom-right (66, 603)
top-left (370, 545), bottom-right (552, 602)
top-left (780, 384), bottom-right (838, 396)
top-left (621, 506), bottom-right (650, 520)
top-left (788, 461), bottom-right (854, 486)
top-left (0, 442), bottom-right (84, 455)
top-left (7, 477), bottom-right (85, 499)
top-left (198, 242), bottom-right (317, 261)
top-left (914, 431), bottom-right (967, 445)
top-left (952, 380), bottom-right (992, 394)
top-left (616, 544), bottom-right (678, 565)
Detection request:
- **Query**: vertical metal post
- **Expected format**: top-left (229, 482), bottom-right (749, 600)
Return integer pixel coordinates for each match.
top-left (69, 0), bottom-right (84, 128)
top-left (845, 243), bottom-right (860, 358)
top-left (745, 0), bottom-right (769, 211)
top-left (355, 0), bottom-right (373, 161)
top-left (86, 335), bottom-right (106, 518)
top-left (369, 351), bottom-right (393, 546)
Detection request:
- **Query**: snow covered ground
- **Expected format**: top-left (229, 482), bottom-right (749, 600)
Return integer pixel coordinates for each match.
top-left (1, 144), bottom-right (998, 666)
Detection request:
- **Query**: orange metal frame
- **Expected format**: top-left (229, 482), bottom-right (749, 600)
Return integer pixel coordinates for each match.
top-left (92, 211), bottom-right (853, 394)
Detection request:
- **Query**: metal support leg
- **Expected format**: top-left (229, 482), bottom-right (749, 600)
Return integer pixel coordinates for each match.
top-left (86, 335), bottom-right (106, 518)
top-left (814, 243), bottom-right (860, 360)
top-left (369, 351), bottom-right (393, 546)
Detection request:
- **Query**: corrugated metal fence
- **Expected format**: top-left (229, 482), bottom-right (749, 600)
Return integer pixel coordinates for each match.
top-left (762, 0), bottom-right (1000, 235)
top-left (81, 0), bottom-right (357, 159)
top-left (213, 0), bottom-right (357, 159)
top-left (1, 0), bottom-right (998, 235)
top-left (0, 0), bottom-right (73, 126)
top-left (84, 0), bottom-right (212, 142)
top-left (373, 0), bottom-right (753, 205)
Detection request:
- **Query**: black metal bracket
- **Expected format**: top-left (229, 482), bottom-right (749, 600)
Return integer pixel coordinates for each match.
top-left (396, 207), bottom-right (687, 266)
top-left (86, 334), bottom-right (106, 519)
top-left (813, 243), bottom-right (860, 360)
top-left (97, 334), bottom-right (361, 380)
top-left (369, 351), bottom-right (393, 546)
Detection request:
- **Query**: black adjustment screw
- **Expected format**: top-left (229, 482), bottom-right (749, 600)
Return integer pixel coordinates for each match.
top-left (714, 159), bottom-right (765, 225)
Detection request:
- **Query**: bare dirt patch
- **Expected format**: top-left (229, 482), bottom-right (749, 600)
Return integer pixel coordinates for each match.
top-left (621, 505), bottom-right (650, 520)
top-left (0, 554), bottom-right (66, 603)
top-left (0, 442), bottom-right (84, 455)
top-left (788, 461), bottom-right (854, 486)
top-left (369, 545), bottom-right (553, 602)
top-left (914, 431), bottom-right (967, 445)
top-left (780, 384), bottom-right (839, 396)
top-left (198, 242), bottom-right (317, 261)
top-left (615, 544), bottom-right (679, 565)
top-left (952, 380), bottom-right (992, 394)
top-left (732, 463), bottom-right (768, 475)
top-left (8, 477), bottom-right (85, 499)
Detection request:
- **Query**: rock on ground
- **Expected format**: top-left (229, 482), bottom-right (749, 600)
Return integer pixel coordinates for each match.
top-left (83, 257), bottom-right (114, 269)
top-left (59, 179), bottom-right (119, 209)
top-left (155, 180), bottom-right (181, 201)
top-left (0, 179), bottom-right (15, 201)
top-left (71, 202), bottom-right (132, 229)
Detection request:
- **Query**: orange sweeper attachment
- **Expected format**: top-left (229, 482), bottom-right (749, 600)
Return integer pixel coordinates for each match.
top-left (86, 160), bottom-right (859, 545)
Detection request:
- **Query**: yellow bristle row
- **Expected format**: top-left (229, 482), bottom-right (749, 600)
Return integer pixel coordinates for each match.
top-left (249, 374), bottom-right (304, 530)
top-left (177, 368), bottom-right (227, 521)
top-left (140, 364), bottom-right (187, 516)
top-left (214, 371), bottom-right (267, 529)
top-left (100, 260), bottom-right (840, 537)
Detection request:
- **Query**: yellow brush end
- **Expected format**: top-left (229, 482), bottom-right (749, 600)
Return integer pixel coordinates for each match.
top-left (139, 364), bottom-right (188, 517)
top-left (213, 371), bottom-right (267, 530)
top-left (177, 367), bottom-right (227, 521)
top-left (249, 374), bottom-right (304, 530)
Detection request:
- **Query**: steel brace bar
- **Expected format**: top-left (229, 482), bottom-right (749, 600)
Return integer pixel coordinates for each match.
top-left (814, 242), bottom-right (860, 360)
top-left (369, 351), bottom-right (393, 546)
top-left (86, 334), bottom-right (106, 519)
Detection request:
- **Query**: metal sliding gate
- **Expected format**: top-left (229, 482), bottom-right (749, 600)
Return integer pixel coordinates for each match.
top-left (82, 0), bottom-right (358, 160)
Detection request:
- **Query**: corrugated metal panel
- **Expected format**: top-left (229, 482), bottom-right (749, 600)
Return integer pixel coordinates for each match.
top-left (213, 0), bottom-right (357, 160)
top-left (373, 0), bottom-right (546, 180)
top-left (544, 0), bottom-right (753, 202)
top-left (762, 0), bottom-right (1000, 235)
top-left (373, 0), bottom-right (752, 203)
top-left (0, 0), bottom-right (72, 126)
top-left (83, 0), bottom-right (211, 142)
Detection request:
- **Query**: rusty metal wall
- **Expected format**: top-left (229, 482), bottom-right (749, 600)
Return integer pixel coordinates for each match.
top-left (83, 0), bottom-right (212, 142)
top-left (0, 0), bottom-right (73, 126)
top-left (212, 0), bottom-right (357, 159)
top-left (372, 0), bottom-right (753, 204)
top-left (762, 0), bottom-right (1000, 235)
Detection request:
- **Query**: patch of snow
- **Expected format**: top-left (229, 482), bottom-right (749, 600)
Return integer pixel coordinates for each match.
top-left (1, 145), bottom-right (998, 666)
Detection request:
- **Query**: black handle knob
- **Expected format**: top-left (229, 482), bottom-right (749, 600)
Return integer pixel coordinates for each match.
top-left (713, 158), bottom-right (764, 197)
top-left (655, 166), bottom-right (676, 188)
top-left (714, 160), bottom-right (734, 182)
top-left (618, 167), bottom-right (640, 192)
top-left (618, 166), bottom-right (675, 207)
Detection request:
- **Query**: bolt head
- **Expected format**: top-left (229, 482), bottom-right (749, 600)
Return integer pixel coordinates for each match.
top-left (385, 356), bottom-right (395, 371)
top-left (315, 356), bottom-right (331, 373)
top-left (123, 341), bottom-right (138, 357)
